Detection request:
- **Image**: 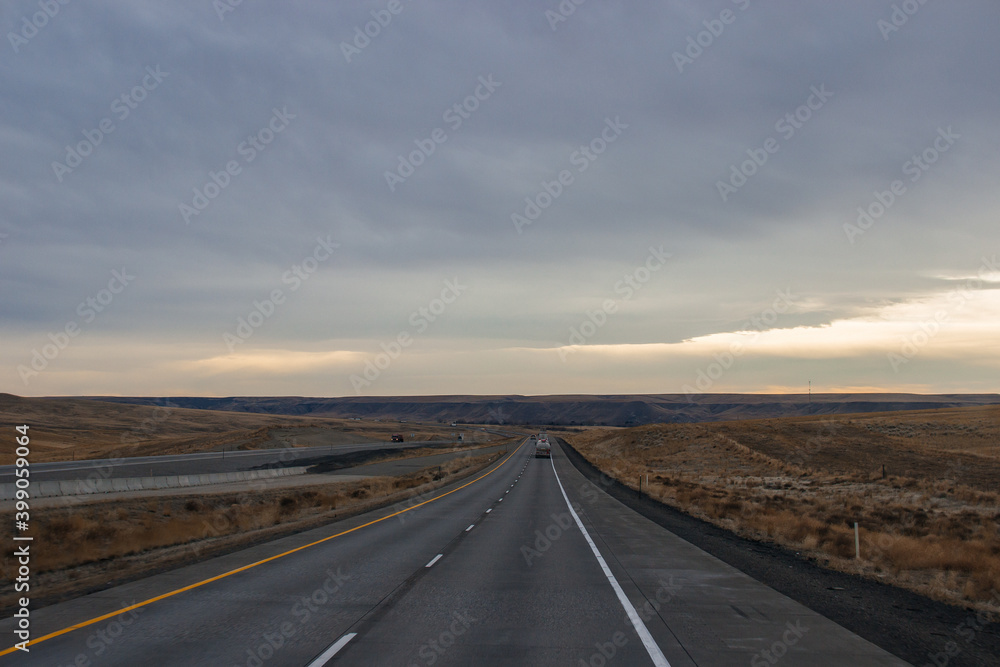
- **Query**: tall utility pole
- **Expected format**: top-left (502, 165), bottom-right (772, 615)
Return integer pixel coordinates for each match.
top-left (808, 380), bottom-right (811, 403)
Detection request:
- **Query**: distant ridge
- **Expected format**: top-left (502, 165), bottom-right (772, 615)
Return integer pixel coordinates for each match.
top-left (74, 393), bottom-right (1000, 427)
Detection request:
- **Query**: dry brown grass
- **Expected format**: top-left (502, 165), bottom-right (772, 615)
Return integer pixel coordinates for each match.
top-left (566, 405), bottom-right (1000, 613)
top-left (0, 450), bottom-right (500, 610)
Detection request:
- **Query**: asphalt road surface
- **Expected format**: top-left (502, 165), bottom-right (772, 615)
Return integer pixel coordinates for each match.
top-left (0, 438), bottom-right (909, 665)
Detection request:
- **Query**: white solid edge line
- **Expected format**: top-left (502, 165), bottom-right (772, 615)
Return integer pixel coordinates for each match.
top-left (306, 632), bottom-right (357, 667)
top-left (549, 456), bottom-right (671, 667)
top-left (425, 554), bottom-right (443, 568)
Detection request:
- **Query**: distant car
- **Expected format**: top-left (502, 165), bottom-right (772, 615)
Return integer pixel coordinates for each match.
top-left (529, 434), bottom-right (536, 440)
top-left (534, 439), bottom-right (551, 458)
top-left (391, 434), bottom-right (404, 442)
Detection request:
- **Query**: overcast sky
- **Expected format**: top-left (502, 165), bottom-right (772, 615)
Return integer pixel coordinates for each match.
top-left (2, 0), bottom-right (999, 398)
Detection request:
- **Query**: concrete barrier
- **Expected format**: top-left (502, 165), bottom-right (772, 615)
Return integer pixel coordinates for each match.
top-left (38, 481), bottom-right (62, 498)
top-left (59, 480), bottom-right (87, 496)
top-left (55, 480), bottom-right (77, 496)
top-left (88, 480), bottom-right (106, 494)
top-left (0, 466), bottom-right (311, 501)
top-left (92, 479), bottom-right (112, 493)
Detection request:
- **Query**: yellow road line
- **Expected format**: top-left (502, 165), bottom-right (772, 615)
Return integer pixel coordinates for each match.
top-left (1, 440), bottom-right (526, 657)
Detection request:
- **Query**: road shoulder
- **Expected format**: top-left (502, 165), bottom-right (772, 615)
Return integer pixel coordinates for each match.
top-left (558, 437), bottom-right (1000, 667)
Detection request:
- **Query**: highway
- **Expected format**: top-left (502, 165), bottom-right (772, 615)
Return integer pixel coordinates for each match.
top-left (0, 437), bottom-right (909, 665)
top-left (0, 440), bottom-right (464, 483)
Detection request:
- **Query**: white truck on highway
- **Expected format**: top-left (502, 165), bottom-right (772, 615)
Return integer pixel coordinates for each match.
top-left (534, 434), bottom-right (551, 458)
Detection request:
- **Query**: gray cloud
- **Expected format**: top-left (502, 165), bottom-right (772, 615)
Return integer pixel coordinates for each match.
top-left (2, 0), bottom-right (999, 395)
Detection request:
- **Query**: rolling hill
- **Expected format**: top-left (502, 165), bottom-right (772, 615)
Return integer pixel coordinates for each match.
top-left (78, 393), bottom-right (1000, 427)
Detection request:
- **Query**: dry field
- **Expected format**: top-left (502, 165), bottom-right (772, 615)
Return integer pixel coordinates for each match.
top-left (565, 405), bottom-right (1000, 612)
top-left (0, 394), bottom-right (475, 464)
top-left (0, 449), bottom-right (503, 611)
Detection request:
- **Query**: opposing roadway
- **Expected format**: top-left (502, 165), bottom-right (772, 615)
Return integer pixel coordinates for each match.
top-left (0, 440), bottom-right (468, 483)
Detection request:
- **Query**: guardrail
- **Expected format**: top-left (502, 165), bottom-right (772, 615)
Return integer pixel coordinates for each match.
top-left (0, 466), bottom-right (309, 501)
